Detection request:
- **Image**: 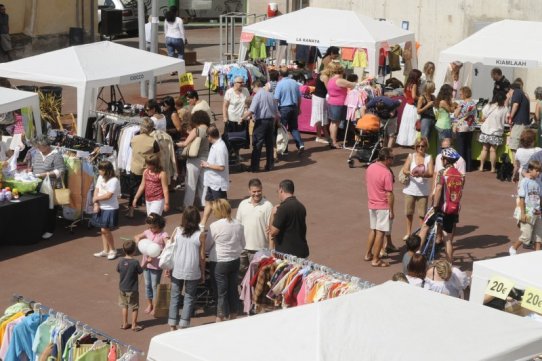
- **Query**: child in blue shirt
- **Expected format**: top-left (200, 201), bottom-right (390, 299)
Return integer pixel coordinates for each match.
top-left (510, 160), bottom-right (542, 255)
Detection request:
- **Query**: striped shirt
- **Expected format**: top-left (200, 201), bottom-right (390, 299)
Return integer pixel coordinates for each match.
top-left (31, 148), bottom-right (65, 177)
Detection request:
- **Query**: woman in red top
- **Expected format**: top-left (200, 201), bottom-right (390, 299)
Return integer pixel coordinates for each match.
top-left (133, 154), bottom-right (170, 216)
top-left (397, 69), bottom-right (422, 147)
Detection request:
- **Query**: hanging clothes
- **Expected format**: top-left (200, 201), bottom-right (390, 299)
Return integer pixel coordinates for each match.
top-left (249, 36), bottom-right (267, 60)
top-left (152, 129), bottom-right (178, 183)
top-left (388, 44), bottom-right (402, 71)
top-left (352, 49), bottom-right (368, 68)
top-left (341, 47), bottom-right (355, 61)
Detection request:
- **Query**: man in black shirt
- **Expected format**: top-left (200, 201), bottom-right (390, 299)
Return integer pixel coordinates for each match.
top-left (508, 81), bottom-right (531, 157)
top-left (0, 4), bottom-right (12, 60)
top-left (269, 179), bottom-right (309, 258)
top-left (491, 68), bottom-right (510, 99)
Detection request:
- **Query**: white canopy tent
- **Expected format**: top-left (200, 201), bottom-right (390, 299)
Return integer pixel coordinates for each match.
top-left (0, 41), bottom-right (185, 137)
top-left (239, 7), bottom-right (416, 76)
top-left (435, 19), bottom-right (542, 96)
top-left (148, 282), bottom-right (542, 361)
top-left (0, 87), bottom-right (41, 135)
top-left (470, 252), bottom-right (542, 304)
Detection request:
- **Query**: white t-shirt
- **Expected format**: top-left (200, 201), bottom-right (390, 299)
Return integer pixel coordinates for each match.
top-left (424, 267), bottom-right (470, 298)
top-left (236, 197), bottom-right (273, 251)
top-left (151, 114), bottom-right (167, 131)
top-left (164, 17), bottom-right (185, 40)
top-left (516, 147), bottom-right (542, 171)
top-left (224, 87), bottom-right (250, 123)
top-left (206, 218), bottom-right (246, 262)
top-left (192, 100), bottom-right (214, 123)
top-left (204, 138), bottom-right (229, 191)
top-left (406, 275), bottom-right (424, 288)
top-left (95, 176), bottom-right (120, 210)
top-left (172, 228), bottom-right (202, 281)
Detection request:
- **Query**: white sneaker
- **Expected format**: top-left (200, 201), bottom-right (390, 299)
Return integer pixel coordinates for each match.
top-left (509, 246), bottom-right (517, 256)
top-left (41, 232), bottom-right (53, 240)
top-left (107, 251), bottom-right (117, 260)
top-left (93, 250), bottom-right (108, 257)
top-left (315, 137), bottom-right (328, 144)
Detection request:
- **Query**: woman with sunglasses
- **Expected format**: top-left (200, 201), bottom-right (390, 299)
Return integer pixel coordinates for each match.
top-left (400, 136), bottom-right (434, 240)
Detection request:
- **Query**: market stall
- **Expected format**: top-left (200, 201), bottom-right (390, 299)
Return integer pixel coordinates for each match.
top-left (0, 87), bottom-right (41, 135)
top-left (470, 252), bottom-right (542, 304)
top-left (238, 7), bottom-right (416, 133)
top-left (435, 19), bottom-right (542, 97)
top-left (0, 41), bottom-right (185, 137)
top-left (148, 281), bottom-right (542, 361)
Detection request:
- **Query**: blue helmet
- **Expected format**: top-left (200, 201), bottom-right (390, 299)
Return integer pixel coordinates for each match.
top-left (441, 147), bottom-right (460, 163)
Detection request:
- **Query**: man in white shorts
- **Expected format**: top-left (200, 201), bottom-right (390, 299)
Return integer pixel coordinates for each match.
top-left (364, 147), bottom-right (395, 267)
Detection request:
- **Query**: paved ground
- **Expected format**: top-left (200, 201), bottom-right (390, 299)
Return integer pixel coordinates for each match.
top-left (0, 27), bottom-right (520, 352)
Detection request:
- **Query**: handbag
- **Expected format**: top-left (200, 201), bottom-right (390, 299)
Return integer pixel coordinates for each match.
top-left (415, 119), bottom-right (421, 132)
top-left (398, 171), bottom-right (410, 186)
top-left (181, 128), bottom-right (202, 159)
top-left (158, 227), bottom-right (179, 270)
top-left (53, 177), bottom-right (71, 205)
top-left (153, 283), bottom-right (171, 318)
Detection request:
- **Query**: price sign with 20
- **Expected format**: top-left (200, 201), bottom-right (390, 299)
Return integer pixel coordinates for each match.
top-left (521, 287), bottom-right (542, 314)
top-left (485, 276), bottom-right (514, 300)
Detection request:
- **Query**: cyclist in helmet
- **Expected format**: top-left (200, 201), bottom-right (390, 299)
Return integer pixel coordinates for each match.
top-left (419, 147), bottom-right (465, 262)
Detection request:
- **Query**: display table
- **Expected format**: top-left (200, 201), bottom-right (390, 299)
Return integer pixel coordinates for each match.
top-left (0, 193), bottom-right (49, 245)
top-left (470, 252), bottom-right (542, 304)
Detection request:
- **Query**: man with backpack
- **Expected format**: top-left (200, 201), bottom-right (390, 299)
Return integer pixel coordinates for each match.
top-left (419, 148), bottom-right (464, 263)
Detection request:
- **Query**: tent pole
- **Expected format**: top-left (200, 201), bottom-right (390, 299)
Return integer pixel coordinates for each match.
top-left (137, 0), bottom-right (148, 97)
top-left (149, 0), bottom-right (158, 99)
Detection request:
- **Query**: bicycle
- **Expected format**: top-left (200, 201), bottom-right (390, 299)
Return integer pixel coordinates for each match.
top-left (413, 209), bottom-right (444, 263)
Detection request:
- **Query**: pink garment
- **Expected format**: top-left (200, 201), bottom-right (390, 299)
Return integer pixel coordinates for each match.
top-left (142, 229), bottom-right (167, 270)
top-left (108, 344), bottom-right (117, 361)
top-left (296, 278), bottom-right (307, 306)
top-left (344, 88), bottom-right (364, 121)
top-left (240, 254), bottom-right (270, 314)
top-left (0, 316), bottom-right (24, 359)
top-left (366, 161), bottom-right (393, 210)
top-left (327, 76), bottom-right (348, 106)
top-left (13, 113), bottom-right (24, 135)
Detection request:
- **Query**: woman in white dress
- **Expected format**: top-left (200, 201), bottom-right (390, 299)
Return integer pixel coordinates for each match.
top-left (396, 69), bottom-right (422, 146)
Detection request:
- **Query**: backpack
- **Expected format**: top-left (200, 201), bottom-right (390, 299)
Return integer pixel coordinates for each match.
top-left (440, 167), bottom-right (464, 215)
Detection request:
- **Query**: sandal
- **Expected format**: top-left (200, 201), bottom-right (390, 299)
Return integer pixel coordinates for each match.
top-left (120, 324), bottom-right (131, 330)
top-left (330, 143), bottom-right (342, 149)
top-left (132, 325), bottom-right (143, 332)
top-left (364, 254), bottom-right (373, 262)
top-left (379, 250), bottom-right (388, 258)
top-left (371, 260), bottom-right (390, 268)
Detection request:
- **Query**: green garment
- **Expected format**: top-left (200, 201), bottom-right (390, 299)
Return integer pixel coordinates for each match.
top-left (435, 107), bottom-right (452, 130)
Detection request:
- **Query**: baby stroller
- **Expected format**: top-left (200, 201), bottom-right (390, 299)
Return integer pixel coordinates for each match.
top-left (347, 114), bottom-right (388, 168)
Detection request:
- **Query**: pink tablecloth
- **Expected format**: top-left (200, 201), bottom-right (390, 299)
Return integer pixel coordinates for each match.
top-left (298, 97), bottom-right (316, 133)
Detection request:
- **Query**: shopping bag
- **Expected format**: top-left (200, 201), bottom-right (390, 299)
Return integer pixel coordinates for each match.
top-left (180, 128), bottom-right (201, 159)
top-left (40, 175), bottom-right (54, 209)
top-left (153, 283), bottom-right (171, 318)
top-left (53, 177), bottom-right (71, 205)
top-left (276, 124), bottom-right (289, 155)
top-left (158, 227), bottom-right (179, 270)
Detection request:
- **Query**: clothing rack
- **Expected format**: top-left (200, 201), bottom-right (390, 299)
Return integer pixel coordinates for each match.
top-left (11, 294), bottom-right (145, 356)
top-left (267, 249), bottom-right (375, 290)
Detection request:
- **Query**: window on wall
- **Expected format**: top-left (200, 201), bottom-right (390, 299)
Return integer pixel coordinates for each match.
top-left (292, 0), bottom-right (310, 11)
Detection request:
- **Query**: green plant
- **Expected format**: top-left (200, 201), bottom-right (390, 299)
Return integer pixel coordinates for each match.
top-left (38, 91), bottom-right (62, 129)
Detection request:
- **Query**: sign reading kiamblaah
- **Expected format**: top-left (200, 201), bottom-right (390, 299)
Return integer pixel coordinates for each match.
top-left (484, 58), bottom-right (537, 68)
top-left (287, 35), bottom-right (328, 46)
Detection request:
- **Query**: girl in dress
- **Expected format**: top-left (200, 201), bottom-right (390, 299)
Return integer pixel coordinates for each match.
top-left (397, 69), bottom-right (422, 146)
top-left (92, 161), bottom-right (121, 260)
top-left (133, 154), bottom-right (169, 216)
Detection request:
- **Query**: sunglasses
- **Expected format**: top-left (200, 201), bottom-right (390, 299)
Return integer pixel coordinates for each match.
top-left (416, 144), bottom-right (427, 148)
top-left (235, 81), bottom-right (244, 84)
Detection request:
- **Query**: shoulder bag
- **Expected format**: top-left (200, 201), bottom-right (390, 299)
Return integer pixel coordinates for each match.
top-left (181, 128), bottom-right (202, 159)
top-left (53, 176), bottom-right (71, 206)
top-left (158, 227), bottom-right (179, 270)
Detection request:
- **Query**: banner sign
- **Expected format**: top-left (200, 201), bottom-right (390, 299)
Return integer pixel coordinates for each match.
top-left (287, 35), bottom-right (328, 46)
top-left (484, 57), bottom-right (537, 68)
top-left (240, 32), bottom-right (254, 43)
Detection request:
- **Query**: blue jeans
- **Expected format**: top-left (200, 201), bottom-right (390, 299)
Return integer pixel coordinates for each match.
top-left (279, 106), bottom-right (304, 150)
top-left (165, 37), bottom-right (185, 59)
top-left (435, 127), bottom-right (453, 153)
top-left (168, 277), bottom-right (199, 327)
top-left (214, 258), bottom-right (240, 318)
top-left (143, 268), bottom-right (162, 300)
top-left (420, 117), bottom-right (435, 140)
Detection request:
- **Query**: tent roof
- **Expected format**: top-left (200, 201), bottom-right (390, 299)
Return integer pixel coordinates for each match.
top-left (439, 19), bottom-right (542, 67)
top-left (148, 282), bottom-right (542, 361)
top-left (242, 7), bottom-right (414, 48)
top-left (0, 41), bottom-right (185, 88)
top-left (0, 87), bottom-right (39, 114)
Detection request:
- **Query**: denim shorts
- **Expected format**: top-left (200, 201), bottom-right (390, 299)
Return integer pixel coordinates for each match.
top-left (327, 105), bottom-right (346, 122)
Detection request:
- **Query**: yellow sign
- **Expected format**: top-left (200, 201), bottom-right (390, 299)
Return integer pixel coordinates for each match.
top-left (521, 287), bottom-right (542, 314)
top-left (485, 276), bottom-right (514, 300)
top-left (179, 72), bottom-right (195, 96)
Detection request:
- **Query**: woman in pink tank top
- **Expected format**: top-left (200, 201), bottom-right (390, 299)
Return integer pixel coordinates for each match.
top-left (324, 62), bottom-right (356, 149)
top-left (133, 154), bottom-right (170, 216)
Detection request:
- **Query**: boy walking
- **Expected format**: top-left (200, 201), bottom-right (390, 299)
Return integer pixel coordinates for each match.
top-left (510, 160), bottom-right (542, 255)
top-left (117, 240), bottom-right (144, 331)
